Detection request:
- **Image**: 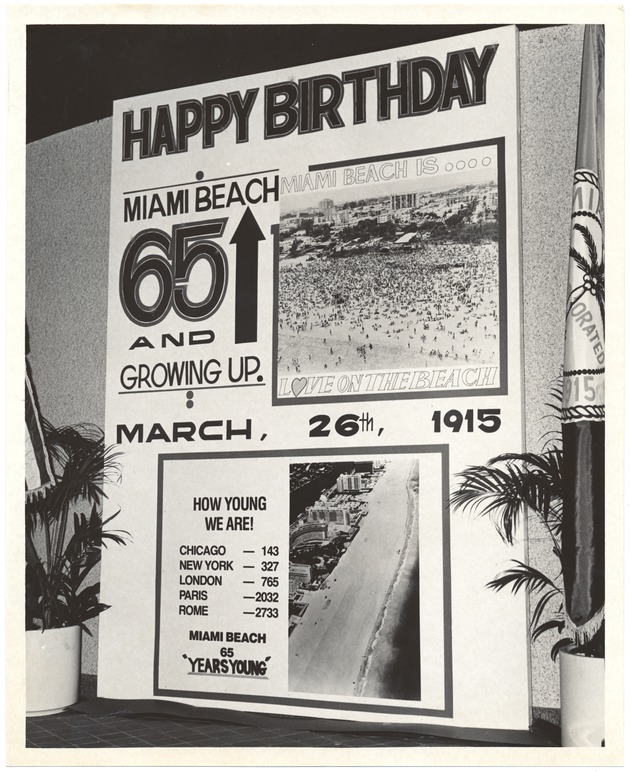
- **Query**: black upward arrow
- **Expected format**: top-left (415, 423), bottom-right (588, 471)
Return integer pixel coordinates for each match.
top-left (230, 207), bottom-right (266, 344)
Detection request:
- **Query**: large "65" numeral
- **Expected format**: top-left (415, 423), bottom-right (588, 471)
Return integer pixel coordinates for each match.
top-left (120, 219), bottom-right (227, 326)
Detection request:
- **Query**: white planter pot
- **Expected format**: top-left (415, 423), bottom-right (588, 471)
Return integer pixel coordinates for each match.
top-left (26, 626), bottom-right (82, 716)
top-left (560, 645), bottom-right (605, 747)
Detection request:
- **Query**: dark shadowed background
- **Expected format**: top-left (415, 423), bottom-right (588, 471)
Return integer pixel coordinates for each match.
top-left (26, 24), bottom-right (551, 142)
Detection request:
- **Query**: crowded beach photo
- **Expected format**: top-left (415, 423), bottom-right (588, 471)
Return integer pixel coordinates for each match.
top-left (276, 155), bottom-right (502, 397)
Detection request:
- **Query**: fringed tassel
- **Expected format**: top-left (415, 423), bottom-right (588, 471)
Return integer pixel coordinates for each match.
top-left (25, 479), bottom-right (54, 506)
top-left (565, 605), bottom-right (605, 647)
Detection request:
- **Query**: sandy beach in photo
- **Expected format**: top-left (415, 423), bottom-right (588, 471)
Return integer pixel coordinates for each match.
top-left (357, 461), bottom-right (420, 700)
top-left (289, 457), bottom-right (419, 699)
top-left (278, 244), bottom-right (499, 375)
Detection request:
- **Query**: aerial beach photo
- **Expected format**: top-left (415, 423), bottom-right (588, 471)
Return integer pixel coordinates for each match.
top-left (288, 456), bottom-right (421, 701)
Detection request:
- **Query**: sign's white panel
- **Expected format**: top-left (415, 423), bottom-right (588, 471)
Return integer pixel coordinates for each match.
top-left (99, 26), bottom-right (529, 730)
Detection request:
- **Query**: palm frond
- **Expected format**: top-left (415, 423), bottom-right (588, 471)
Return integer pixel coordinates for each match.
top-left (543, 378), bottom-right (564, 422)
top-left (569, 244), bottom-right (590, 275)
top-left (531, 588), bottom-right (562, 632)
top-left (452, 376), bottom-right (572, 661)
top-left (532, 618), bottom-right (565, 642)
top-left (547, 375), bottom-right (564, 404)
top-left (25, 421), bottom-right (127, 630)
top-left (451, 448), bottom-right (563, 543)
top-left (551, 637), bottom-right (574, 662)
top-left (573, 222), bottom-right (598, 270)
top-left (540, 436), bottom-right (563, 455)
top-left (486, 561), bottom-right (566, 660)
top-left (486, 560), bottom-right (562, 596)
top-left (450, 464), bottom-right (525, 544)
top-left (597, 282), bottom-right (605, 332)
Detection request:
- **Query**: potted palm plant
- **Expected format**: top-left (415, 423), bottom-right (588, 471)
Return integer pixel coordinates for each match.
top-left (450, 379), bottom-right (604, 745)
top-left (25, 420), bottom-right (126, 715)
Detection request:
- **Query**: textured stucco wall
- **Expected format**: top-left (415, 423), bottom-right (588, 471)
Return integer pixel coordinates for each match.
top-left (26, 119), bottom-right (111, 429)
top-left (25, 25), bottom-right (585, 708)
top-left (26, 120), bottom-right (112, 675)
top-left (519, 24), bottom-right (584, 709)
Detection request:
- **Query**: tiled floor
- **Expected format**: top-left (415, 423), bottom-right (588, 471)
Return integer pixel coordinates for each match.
top-left (26, 676), bottom-right (556, 749)
top-left (27, 711), bottom-right (506, 749)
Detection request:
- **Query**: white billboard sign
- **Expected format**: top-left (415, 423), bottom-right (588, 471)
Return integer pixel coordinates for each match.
top-left (99, 26), bottom-right (529, 731)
